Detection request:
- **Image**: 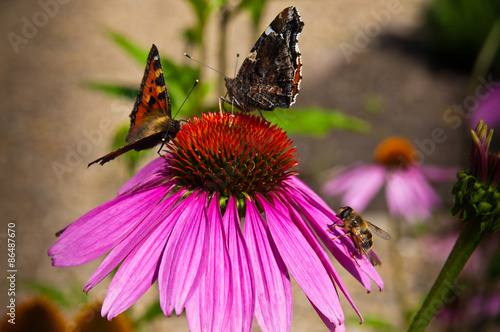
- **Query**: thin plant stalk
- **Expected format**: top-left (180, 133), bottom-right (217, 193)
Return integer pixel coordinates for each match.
top-left (407, 219), bottom-right (483, 331)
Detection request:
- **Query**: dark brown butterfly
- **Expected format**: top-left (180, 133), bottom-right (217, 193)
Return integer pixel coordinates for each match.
top-left (223, 6), bottom-right (304, 113)
top-left (88, 44), bottom-right (180, 167)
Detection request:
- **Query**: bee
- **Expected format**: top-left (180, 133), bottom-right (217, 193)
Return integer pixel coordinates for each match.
top-left (328, 206), bottom-right (391, 266)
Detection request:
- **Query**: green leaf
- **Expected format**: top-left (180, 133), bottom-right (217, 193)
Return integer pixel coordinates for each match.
top-left (83, 81), bottom-right (138, 99)
top-left (183, 26), bottom-right (202, 45)
top-left (239, 0), bottom-right (267, 28)
top-left (20, 280), bottom-right (68, 306)
top-left (161, 58), bottom-right (199, 90)
top-left (345, 314), bottom-right (397, 331)
top-left (264, 107), bottom-right (370, 136)
top-left (184, 0), bottom-right (212, 45)
top-left (106, 30), bottom-right (148, 65)
top-left (20, 280), bottom-right (88, 308)
top-left (186, 0), bottom-right (210, 22)
top-left (362, 93), bottom-right (384, 115)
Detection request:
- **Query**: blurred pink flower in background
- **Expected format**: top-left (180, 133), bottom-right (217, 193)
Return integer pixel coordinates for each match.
top-left (436, 285), bottom-right (500, 329)
top-left (470, 85), bottom-right (500, 130)
top-left (323, 136), bottom-right (457, 222)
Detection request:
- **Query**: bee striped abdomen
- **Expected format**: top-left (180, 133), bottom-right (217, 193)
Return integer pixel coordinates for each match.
top-left (358, 229), bottom-right (374, 251)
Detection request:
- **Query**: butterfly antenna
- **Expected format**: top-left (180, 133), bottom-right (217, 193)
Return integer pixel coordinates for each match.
top-left (184, 53), bottom-right (229, 79)
top-left (157, 80), bottom-right (199, 155)
top-left (172, 79), bottom-right (199, 119)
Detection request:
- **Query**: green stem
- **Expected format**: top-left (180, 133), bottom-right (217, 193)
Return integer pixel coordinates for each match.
top-left (407, 219), bottom-right (485, 331)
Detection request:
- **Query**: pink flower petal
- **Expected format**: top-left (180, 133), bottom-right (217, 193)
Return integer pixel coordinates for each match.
top-left (386, 168), bottom-right (441, 222)
top-left (48, 185), bottom-right (168, 266)
top-left (84, 189), bottom-right (185, 292)
top-left (186, 193), bottom-right (233, 331)
top-left (101, 191), bottom-right (197, 318)
top-left (102, 208), bottom-right (177, 318)
top-left (311, 300), bottom-right (346, 332)
top-left (159, 191), bottom-right (210, 316)
top-left (284, 180), bottom-right (384, 291)
top-left (322, 164), bottom-right (386, 212)
top-left (117, 157), bottom-right (168, 195)
top-left (421, 165), bottom-right (458, 182)
top-left (244, 197), bottom-right (293, 332)
top-left (257, 193), bottom-right (343, 327)
top-left (470, 85), bottom-right (500, 129)
top-left (223, 195), bottom-right (256, 331)
top-left (289, 176), bottom-right (330, 208)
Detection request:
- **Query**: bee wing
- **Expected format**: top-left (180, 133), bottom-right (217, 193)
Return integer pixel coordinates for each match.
top-left (366, 222), bottom-right (392, 240)
top-left (366, 250), bottom-right (382, 266)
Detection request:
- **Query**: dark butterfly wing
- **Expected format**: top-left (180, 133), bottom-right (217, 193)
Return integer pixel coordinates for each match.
top-left (225, 6), bottom-right (304, 112)
top-left (126, 44), bottom-right (171, 143)
top-left (87, 132), bottom-right (166, 167)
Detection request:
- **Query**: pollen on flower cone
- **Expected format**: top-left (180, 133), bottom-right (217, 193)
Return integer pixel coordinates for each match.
top-left (374, 136), bottom-right (417, 167)
top-left (167, 112), bottom-right (298, 195)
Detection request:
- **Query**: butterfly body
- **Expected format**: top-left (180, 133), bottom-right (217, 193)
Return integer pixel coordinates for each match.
top-left (224, 6), bottom-right (304, 113)
top-left (88, 44), bottom-right (180, 167)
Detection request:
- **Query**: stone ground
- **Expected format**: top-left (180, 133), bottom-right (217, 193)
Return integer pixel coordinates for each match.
top-left (0, 0), bottom-right (478, 331)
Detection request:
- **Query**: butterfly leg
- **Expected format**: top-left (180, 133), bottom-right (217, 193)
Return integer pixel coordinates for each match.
top-left (258, 110), bottom-right (268, 122)
top-left (157, 130), bottom-right (170, 156)
top-left (218, 97), bottom-right (236, 126)
top-left (218, 97), bottom-right (227, 116)
top-left (157, 142), bottom-right (165, 156)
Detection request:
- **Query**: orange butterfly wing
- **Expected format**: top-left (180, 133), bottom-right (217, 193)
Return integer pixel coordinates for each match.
top-left (88, 45), bottom-right (180, 167)
top-left (126, 44), bottom-right (171, 143)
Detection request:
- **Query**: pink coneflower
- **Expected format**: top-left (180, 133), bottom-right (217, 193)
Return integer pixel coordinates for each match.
top-left (48, 112), bottom-right (383, 331)
top-left (323, 136), bottom-right (456, 223)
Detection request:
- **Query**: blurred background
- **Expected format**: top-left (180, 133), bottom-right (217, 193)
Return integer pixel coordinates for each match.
top-left (1, 0), bottom-right (499, 331)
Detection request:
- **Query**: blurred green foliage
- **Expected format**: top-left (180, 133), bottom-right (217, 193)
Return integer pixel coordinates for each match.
top-left (424, 0), bottom-right (500, 72)
top-left (362, 93), bottom-right (384, 115)
top-left (266, 107), bottom-right (370, 137)
top-left (21, 280), bottom-right (89, 309)
top-left (345, 314), bottom-right (397, 331)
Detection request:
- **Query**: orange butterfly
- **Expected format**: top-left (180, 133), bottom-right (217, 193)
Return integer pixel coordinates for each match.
top-left (88, 44), bottom-right (180, 167)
